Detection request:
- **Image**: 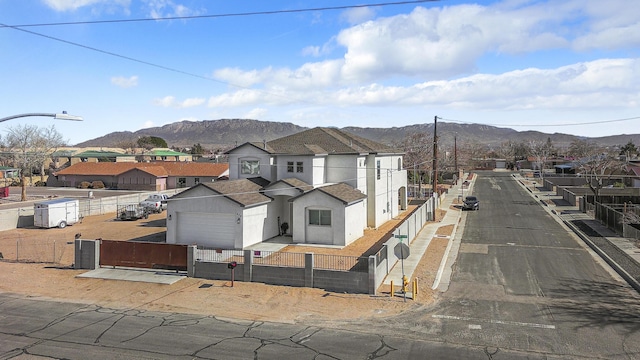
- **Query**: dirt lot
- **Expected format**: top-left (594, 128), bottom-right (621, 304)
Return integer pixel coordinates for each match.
top-left (0, 206), bottom-right (454, 324)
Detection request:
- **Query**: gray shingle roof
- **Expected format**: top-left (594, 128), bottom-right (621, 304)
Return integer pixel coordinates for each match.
top-left (233, 127), bottom-right (397, 155)
top-left (202, 179), bottom-right (272, 207)
top-left (264, 178), bottom-right (313, 193)
top-left (293, 183), bottom-right (367, 205)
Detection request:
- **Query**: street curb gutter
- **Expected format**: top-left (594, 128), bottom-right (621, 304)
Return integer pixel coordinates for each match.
top-left (563, 219), bottom-right (640, 293)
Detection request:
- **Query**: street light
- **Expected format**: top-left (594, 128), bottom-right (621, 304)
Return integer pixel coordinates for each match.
top-left (0, 111), bottom-right (83, 123)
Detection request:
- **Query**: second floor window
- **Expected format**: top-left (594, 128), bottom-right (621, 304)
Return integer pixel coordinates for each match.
top-left (241, 160), bottom-right (260, 175)
top-left (194, 177), bottom-right (200, 184)
top-left (287, 161), bottom-right (294, 173)
top-left (377, 160), bottom-right (381, 180)
top-left (296, 161), bottom-right (303, 173)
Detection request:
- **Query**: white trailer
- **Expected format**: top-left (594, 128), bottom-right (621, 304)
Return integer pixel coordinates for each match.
top-left (34, 198), bottom-right (80, 229)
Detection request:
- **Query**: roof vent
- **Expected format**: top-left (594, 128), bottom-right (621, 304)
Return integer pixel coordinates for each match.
top-left (263, 140), bottom-right (267, 149)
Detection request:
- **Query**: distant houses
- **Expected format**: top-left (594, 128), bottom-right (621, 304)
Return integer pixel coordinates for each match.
top-left (49, 162), bottom-right (229, 191)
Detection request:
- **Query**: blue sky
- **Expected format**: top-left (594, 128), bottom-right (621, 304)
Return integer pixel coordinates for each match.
top-left (1, 0), bottom-right (639, 145)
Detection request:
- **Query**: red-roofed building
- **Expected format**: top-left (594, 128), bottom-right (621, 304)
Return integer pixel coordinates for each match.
top-left (50, 162), bottom-right (229, 191)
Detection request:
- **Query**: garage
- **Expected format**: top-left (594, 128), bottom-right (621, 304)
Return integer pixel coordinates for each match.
top-left (175, 212), bottom-right (236, 248)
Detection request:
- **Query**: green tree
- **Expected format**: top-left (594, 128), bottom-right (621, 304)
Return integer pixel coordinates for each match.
top-left (191, 143), bottom-right (205, 155)
top-left (619, 140), bottom-right (637, 158)
top-left (137, 136), bottom-right (167, 149)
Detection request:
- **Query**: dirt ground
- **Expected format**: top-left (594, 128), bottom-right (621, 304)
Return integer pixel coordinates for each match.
top-left (0, 205), bottom-right (454, 325)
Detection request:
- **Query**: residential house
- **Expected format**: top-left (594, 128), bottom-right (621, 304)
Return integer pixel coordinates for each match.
top-left (166, 127), bottom-right (407, 249)
top-left (138, 149), bottom-right (193, 162)
top-left (50, 162), bottom-right (229, 190)
top-left (626, 164), bottom-right (640, 188)
top-left (70, 150), bottom-right (136, 165)
top-left (0, 166), bottom-right (20, 186)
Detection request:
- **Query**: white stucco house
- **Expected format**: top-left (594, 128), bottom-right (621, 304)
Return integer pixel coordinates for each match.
top-left (166, 127), bottom-right (407, 248)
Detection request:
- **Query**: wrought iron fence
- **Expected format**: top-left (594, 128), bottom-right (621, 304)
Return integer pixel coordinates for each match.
top-left (252, 250), bottom-right (305, 268)
top-left (313, 254), bottom-right (368, 272)
top-left (196, 247), bottom-right (244, 264)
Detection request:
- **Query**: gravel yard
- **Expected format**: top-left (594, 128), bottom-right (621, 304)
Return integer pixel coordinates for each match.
top-left (0, 205), bottom-right (453, 324)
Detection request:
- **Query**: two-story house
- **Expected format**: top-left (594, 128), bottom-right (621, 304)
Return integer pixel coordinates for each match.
top-left (166, 127), bottom-right (407, 249)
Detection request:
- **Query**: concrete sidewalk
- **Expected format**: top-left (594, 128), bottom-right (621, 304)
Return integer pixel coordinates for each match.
top-left (514, 173), bottom-right (640, 292)
top-left (383, 174), bottom-right (473, 287)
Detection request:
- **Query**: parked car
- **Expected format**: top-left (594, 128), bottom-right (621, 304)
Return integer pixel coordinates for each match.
top-left (139, 194), bottom-right (169, 213)
top-left (462, 196), bottom-right (479, 210)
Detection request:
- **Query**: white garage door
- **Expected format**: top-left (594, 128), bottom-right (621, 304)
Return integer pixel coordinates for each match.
top-left (176, 212), bottom-right (236, 248)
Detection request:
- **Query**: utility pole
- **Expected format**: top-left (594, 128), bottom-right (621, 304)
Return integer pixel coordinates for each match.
top-left (454, 135), bottom-right (458, 184)
top-left (432, 115), bottom-right (438, 197)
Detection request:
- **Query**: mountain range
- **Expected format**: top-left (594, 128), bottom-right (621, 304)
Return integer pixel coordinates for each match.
top-left (75, 119), bottom-right (640, 151)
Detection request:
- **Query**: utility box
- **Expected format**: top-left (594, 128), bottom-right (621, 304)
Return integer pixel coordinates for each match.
top-left (34, 198), bottom-right (80, 229)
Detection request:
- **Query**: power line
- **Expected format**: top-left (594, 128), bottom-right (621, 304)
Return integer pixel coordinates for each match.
top-left (1, 1), bottom-right (440, 28)
top-left (439, 116), bottom-right (640, 128)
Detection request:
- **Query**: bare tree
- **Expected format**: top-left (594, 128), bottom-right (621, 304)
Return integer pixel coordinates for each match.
top-left (576, 146), bottom-right (625, 201)
top-left (395, 132), bottom-right (433, 197)
top-left (567, 139), bottom-right (597, 159)
top-left (529, 140), bottom-right (553, 179)
top-left (4, 124), bottom-right (65, 201)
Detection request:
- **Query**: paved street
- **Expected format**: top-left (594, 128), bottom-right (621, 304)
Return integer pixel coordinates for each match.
top-left (425, 172), bottom-right (640, 358)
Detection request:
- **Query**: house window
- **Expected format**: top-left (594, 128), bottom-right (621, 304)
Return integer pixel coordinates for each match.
top-left (241, 160), bottom-right (260, 175)
top-left (194, 178), bottom-right (200, 185)
top-left (178, 178), bottom-right (186, 188)
top-left (398, 158), bottom-right (402, 171)
top-left (377, 160), bottom-right (381, 180)
top-left (296, 161), bottom-right (303, 173)
top-left (309, 209), bottom-right (331, 226)
top-left (287, 161), bottom-right (294, 173)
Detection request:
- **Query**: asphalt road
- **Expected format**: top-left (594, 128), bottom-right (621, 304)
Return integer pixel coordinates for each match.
top-left (2, 172), bottom-right (640, 359)
top-left (0, 292), bottom-right (557, 360)
top-left (425, 172), bottom-right (640, 359)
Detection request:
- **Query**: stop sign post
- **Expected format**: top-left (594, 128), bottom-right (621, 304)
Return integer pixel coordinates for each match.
top-left (394, 235), bottom-right (409, 301)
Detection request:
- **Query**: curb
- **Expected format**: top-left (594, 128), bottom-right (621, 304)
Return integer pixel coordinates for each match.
top-left (514, 172), bottom-right (640, 293)
top-left (563, 219), bottom-right (640, 293)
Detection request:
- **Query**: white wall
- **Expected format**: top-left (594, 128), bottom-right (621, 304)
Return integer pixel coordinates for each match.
top-left (274, 155), bottom-right (320, 185)
top-left (292, 191), bottom-right (341, 245)
top-left (367, 155), bottom-right (407, 228)
top-left (240, 203), bottom-right (273, 248)
top-left (344, 200), bottom-right (367, 246)
top-left (227, 145), bottom-right (273, 181)
top-left (166, 187), bottom-right (242, 245)
top-left (326, 155), bottom-right (358, 188)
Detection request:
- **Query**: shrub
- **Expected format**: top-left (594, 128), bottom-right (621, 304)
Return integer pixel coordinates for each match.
top-left (77, 181), bottom-right (91, 189)
top-left (91, 181), bottom-right (105, 189)
top-left (34, 181), bottom-right (47, 187)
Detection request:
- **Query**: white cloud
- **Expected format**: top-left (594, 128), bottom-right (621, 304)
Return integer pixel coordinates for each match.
top-left (207, 58), bottom-right (640, 113)
top-left (143, 0), bottom-right (204, 19)
top-left (210, 0), bottom-right (639, 90)
top-left (110, 75), bottom-right (138, 88)
top-left (244, 108), bottom-right (268, 120)
top-left (153, 95), bottom-right (205, 108)
top-left (43, 0), bottom-right (129, 12)
top-left (141, 120), bottom-right (156, 129)
top-left (340, 7), bottom-right (377, 25)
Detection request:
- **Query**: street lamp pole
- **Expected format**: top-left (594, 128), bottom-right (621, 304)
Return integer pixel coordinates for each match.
top-left (0, 112), bottom-right (83, 123)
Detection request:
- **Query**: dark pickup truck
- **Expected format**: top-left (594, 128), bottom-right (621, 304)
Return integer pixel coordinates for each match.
top-left (462, 196), bottom-right (479, 210)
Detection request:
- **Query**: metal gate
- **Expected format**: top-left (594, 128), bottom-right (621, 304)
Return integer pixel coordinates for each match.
top-left (100, 240), bottom-right (188, 271)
